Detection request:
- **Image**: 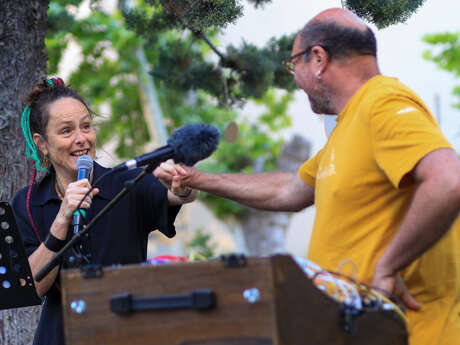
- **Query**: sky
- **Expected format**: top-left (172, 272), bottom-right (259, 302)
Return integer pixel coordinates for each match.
top-left (220, 0), bottom-right (460, 154)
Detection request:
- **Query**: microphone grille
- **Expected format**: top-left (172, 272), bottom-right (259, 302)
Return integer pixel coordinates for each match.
top-left (76, 155), bottom-right (93, 170)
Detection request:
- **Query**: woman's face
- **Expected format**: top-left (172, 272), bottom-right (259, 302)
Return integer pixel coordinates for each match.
top-left (35, 97), bottom-right (96, 181)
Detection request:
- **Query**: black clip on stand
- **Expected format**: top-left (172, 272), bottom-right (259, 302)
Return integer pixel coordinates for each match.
top-left (35, 162), bottom-right (157, 282)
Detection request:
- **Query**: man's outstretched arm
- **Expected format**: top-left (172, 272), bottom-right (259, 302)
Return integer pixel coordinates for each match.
top-left (154, 162), bottom-right (315, 212)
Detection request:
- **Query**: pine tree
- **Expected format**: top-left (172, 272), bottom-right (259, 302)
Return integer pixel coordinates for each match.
top-left (344, 0), bottom-right (427, 29)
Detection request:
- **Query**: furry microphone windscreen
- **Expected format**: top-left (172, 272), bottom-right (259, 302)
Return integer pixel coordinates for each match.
top-left (168, 124), bottom-right (220, 166)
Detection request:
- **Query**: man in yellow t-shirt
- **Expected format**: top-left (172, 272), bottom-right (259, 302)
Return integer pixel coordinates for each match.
top-left (298, 74), bottom-right (459, 344)
top-left (155, 8), bottom-right (460, 345)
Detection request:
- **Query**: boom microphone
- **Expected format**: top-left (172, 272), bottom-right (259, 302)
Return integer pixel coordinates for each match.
top-left (112, 123), bottom-right (220, 173)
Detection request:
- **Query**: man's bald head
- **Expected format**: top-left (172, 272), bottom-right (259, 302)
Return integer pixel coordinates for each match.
top-left (296, 7), bottom-right (376, 62)
top-left (309, 7), bottom-right (367, 29)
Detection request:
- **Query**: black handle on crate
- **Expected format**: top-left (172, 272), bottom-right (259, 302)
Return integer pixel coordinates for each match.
top-left (110, 289), bottom-right (216, 314)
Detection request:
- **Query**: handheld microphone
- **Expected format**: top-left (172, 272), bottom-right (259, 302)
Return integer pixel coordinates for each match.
top-left (112, 123), bottom-right (220, 173)
top-left (73, 155), bottom-right (93, 233)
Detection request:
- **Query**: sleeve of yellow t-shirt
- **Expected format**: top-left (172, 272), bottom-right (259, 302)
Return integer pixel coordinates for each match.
top-left (297, 148), bottom-right (325, 188)
top-left (370, 96), bottom-right (452, 189)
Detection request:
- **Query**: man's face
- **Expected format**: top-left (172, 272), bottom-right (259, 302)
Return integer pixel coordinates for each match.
top-left (291, 36), bottom-right (335, 115)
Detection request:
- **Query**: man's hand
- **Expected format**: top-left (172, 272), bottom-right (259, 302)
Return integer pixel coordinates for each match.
top-left (153, 159), bottom-right (199, 205)
top-left (154, 159), bottom-right (191, 196)
top-left (372, 269), bottom-right (421, 311)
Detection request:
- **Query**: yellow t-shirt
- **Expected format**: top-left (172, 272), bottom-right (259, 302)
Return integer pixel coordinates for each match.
top-left (298, 75), bottom-right (458, 345)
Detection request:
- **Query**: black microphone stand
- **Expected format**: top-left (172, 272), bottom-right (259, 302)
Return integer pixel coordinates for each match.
top-left (35, 162), bottom-right (157, 282)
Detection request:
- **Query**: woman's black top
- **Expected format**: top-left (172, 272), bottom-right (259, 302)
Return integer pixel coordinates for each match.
top-left (12, 162), bottom-right (181, 345)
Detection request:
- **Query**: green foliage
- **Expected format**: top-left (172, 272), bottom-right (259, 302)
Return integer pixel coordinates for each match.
top-left (423, 32), bottom-right (460, 110)
top-left (124, 0), bottom-right (243, 33)
top-left (46, 1), bottom-right (81, 75)
top-left (226, 42), bottom-right (279, 99)
top-left (123, 1), bottom-right (296, 104)
top-left (230, 34), bottom-right (297, 97)
top-left (265, 34), bottom-right (298, 92)
top-left (151, 32), bottom-right (296, 105)
top-left (152, 35), bottom-right (227, 104)
top-left (46, 31), bottom-right (69, 76)
top-left (50, 0), bottom-right (85, 7)
top-left (47, 8), bottom-right (151, 158)
top-left (423, 33), bottom-right (460, 76)
top-left (344, 0), bottom-right (427, 29)
top-left (255, 89), bottom-right (293, 131)
top-left (186, 228), bottom-right (217, 260)
top-left (47, 2), bottom-right (77, 34)
top-left (162, 0), bottom-right (243, 31)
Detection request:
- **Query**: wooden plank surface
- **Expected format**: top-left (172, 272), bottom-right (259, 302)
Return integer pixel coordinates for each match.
top-left (61, 258), bottom-right (277, 345)
top-left (61, 255), bottom-right (408, 345)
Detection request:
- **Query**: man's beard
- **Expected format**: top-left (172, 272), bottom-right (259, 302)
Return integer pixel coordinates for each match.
top-left (307, 84), bottom-right (336, 115)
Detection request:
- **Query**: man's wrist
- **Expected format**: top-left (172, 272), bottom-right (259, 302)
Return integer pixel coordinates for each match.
top-left (374, 258), bottom-right (398, 278)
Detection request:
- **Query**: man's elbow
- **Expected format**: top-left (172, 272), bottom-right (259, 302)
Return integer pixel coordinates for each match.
top-left (439, 170), bottom-right (460, 209)
top-left (290, 201), bottom-right (311, 212)
top-left (278, 195), bottom-right (313, 212)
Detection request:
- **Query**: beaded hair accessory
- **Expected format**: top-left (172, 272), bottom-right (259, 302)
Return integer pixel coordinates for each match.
top-left (20, 77), bottom-right (64, 171)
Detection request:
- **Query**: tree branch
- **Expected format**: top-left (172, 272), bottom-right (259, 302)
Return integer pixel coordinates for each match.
top-left (193, 30), bottom-right (228, 63)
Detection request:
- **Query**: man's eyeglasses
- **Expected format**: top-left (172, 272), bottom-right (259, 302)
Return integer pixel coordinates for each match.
top-left (282, 47), bottom-right (312, 75)
top-left (282, 45), bottom-right (328, 74)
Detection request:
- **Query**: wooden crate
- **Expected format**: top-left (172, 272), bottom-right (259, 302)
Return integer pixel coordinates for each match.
top-left (61, 255), bottom-right (407, 345)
